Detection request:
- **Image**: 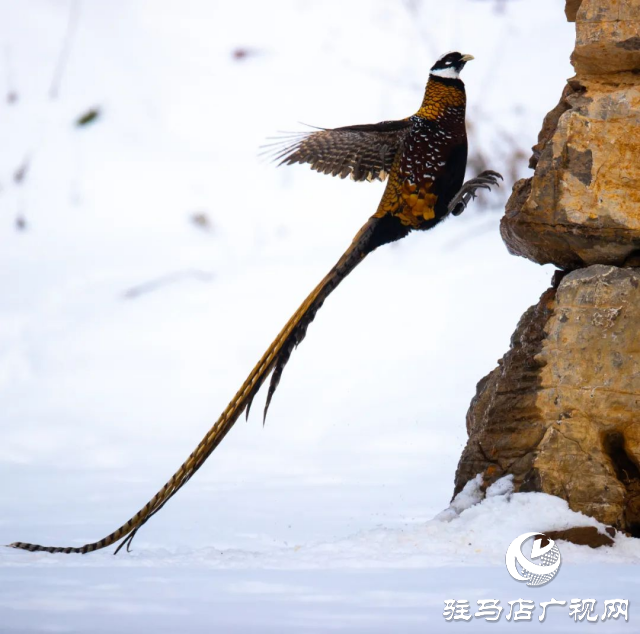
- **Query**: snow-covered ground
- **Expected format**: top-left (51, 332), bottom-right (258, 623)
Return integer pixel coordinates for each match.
top-left (1, 0), bottom-right (638, 632)
top-left (3, 483), bottom-right (640, 632)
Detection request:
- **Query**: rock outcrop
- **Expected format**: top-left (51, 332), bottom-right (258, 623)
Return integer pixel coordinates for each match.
top-left (455, 266), bottom-right (640, 535)
top-left (501, 0), bottom-right (640, 269)
top-left (571, 0), bottom-right (640, 75)
top-left (455, 0), bottom-right (640, 539)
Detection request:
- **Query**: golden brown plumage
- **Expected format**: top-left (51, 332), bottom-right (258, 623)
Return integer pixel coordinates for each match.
top-left (9, 52), bottom-right (501, 555)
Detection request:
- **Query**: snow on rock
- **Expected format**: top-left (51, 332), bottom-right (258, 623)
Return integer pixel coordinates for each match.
top-left (486, 474), bottom-right (514, 498)
top-left (435, 473), bottom-right (486, 521)
top-left (436, 473), bottom-right (514, 522)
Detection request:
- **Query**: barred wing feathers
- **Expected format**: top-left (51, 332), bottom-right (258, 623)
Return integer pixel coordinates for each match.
top-left (266, 119), bottom-right (412, 182)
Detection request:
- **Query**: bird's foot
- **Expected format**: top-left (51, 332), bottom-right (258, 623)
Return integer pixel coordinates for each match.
top-left (448, 170), bottom-right (503, 216)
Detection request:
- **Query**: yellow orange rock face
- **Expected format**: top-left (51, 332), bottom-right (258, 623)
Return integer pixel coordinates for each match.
top-left (502, 75), bottom-right (640, 269)
top-left (456, 0), bottom-right (640, 539)
top-left (573, 0), bottom-right (640, 75)
top-left (501, 0), bottom-right (640, 270)
top-left (455, 266), bottom-right (640, 533)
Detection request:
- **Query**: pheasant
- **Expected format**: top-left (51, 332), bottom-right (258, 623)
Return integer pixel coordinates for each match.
top-left (10, 51), bottom-right (501, 554)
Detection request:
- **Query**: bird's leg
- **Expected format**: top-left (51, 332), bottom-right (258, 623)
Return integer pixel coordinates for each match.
top-left (448, 170), bottom-right (503, 216)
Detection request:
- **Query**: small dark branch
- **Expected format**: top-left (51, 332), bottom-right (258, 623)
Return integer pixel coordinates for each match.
top-left (121, 269), bottom-right (214, 300)
top-left (5, 46), bottom-right (17, 104)
top-left (477, 440), bottom-right (503, 470)
top-left (49, 0), bottom-right (81, 100)
top-left (13, 156), bottom-right (30, 186)
top-left (75, 107), bottom-right (101, 127)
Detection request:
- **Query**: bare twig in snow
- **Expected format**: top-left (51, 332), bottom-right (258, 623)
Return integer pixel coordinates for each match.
top-left (5, 46), bottom-right (17, 103)
top-left (121, 270), bottom-right (215, 300)
top-left (49, 0), bottom-right (81, 99)
top-left (13, 156), bottom-right (30, 185)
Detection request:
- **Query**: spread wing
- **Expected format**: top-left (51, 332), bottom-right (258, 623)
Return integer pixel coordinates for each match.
top-left (264, 119), bottom-right (412, 182)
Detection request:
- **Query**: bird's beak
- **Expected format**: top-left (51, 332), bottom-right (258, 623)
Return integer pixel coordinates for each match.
top-left (460, 54), bottom-right (475, 62)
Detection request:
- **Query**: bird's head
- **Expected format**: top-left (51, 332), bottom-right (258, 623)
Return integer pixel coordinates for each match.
top-left (429, 52), bottom-right (474, 80)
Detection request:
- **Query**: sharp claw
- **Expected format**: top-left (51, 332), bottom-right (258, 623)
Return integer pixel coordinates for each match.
top-left (472, 175), bottom-right (501, 187)
top-left (449, 168), bottom-right (502, 215)
top-left (478, 169), bottom-right (503, 180)
top-left (473, 177), bottom-right (498, 186)
top-left (461, 183), bottom-right (491, 199)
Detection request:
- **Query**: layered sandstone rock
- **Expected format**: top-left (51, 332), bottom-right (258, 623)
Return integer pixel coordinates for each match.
top-left (565, 0), bottom-right (583, 22)
top-left (455, 266), bottom-right (640, 535)
top-left (454, 0), bottom-right (640, 543)
top-left (501, 0), bottom-right (640, 269)
top-left (571, 0), bottom-right (640, 75)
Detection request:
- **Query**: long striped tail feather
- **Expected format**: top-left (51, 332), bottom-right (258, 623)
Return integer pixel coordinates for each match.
top-left (8, 213), bottom-right (408, 555)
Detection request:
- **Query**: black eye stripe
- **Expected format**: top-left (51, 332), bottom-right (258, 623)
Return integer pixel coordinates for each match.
top-left (430, 52), bottom-right (465, 72)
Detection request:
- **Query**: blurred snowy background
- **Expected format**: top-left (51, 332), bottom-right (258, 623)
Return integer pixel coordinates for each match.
top-left (1, 1), bottom-right (638, 632)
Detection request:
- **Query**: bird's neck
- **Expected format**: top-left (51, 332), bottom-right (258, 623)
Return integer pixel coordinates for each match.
top-left (415, 75), bottom-right (466, 121)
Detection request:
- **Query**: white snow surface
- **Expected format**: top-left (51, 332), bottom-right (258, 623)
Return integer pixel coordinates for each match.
top-left (4, 478), bottom-right (640, 570)
top-left (1, 0), bottom-right (639, 631)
